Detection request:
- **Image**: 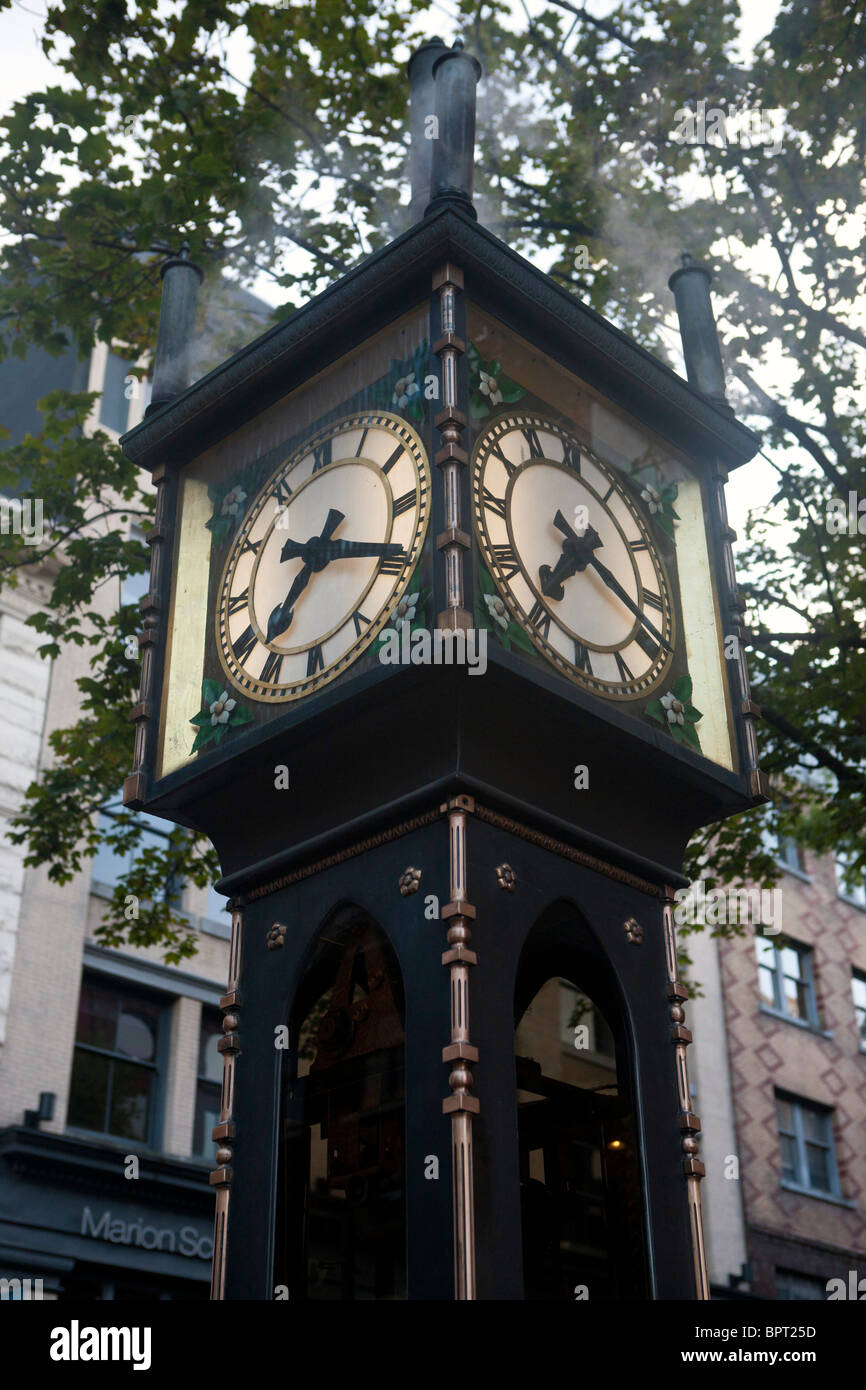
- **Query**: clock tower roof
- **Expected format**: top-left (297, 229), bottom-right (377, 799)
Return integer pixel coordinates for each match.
top-left (121, 205), bottom-right (759, 475)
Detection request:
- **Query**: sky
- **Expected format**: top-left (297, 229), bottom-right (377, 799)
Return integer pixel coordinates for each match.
top-left (0, 0), bottom-right (813, 540)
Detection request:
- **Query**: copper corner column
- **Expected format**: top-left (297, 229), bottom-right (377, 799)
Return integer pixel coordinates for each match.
top-left (209, 901), bottom-right (243, 1300)
top-left (662, 887), bottom-right (710, 1299)
top-left (441, 795), bottom-right (479, 1299)
top-left (433, 263), bottom-right (472, 633)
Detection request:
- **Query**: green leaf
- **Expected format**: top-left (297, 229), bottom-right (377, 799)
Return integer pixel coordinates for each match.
top-left (499, 381), bottom-right (526, 403)
top-left (191, 725), bottom-right (217, 753)
top-left (189, 711), bottom-right (211, 727)
top-left (202, 678), bottom-right (223, 706)
top-left (229, 705), bottom-right (253, 727)
top-left (645, 699), bottom-right (666, 725)
top-left (684, 705), bottom-right (703, 723)
top-left (656, 514), bottom-right (674, 540)
top-left (477, 565), bottom-right (497, 596)
top-left (678, 722), bottom-right (702, 753)
top-left (508, 622), bottom-right (536, 655)
top-left (673, 674), bottom-right (693, 702)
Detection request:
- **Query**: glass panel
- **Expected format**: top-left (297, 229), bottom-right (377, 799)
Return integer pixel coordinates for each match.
top-left (116, 1004), bottom-right (158, 1062)
top-left (755, 937), bottom-right (776, 966)
top-left (99, 351), bottom-right (134, 433)
top-left (108, 1060), bottom-right (152, 1142)
top-left (206, 885), bottom-right (230, 921)
top-left (801, 1107), bottom-right (826, 1143)
top-left (198, 1014), bottom-right (223, 1082)
top-left (852, 975), bottom-right (866, 1009)
top-left (193, 1082), bottom-right (221, 1156)
top-left (758, 965), bottom-right (777, 1008)
top-left (67, 1049), bottom-right (110, 1131)
top-left (780, 947), bottom-right (802, 979)
top-left (76, 981), bottom-right (118, 1049)
top-left (783, 975), bottom-right (806, 1020)
top-left (776, 1269), bottom-right (826, 1300)
top-left (779, 1134), bottom-right (798, 1184)
top-left (805, 1142), bottom-right (830, 1192)
top-left (775, 1097), bottom-right (794, 1133)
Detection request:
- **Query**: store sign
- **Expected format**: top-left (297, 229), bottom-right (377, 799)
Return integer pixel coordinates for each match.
top-left (80, 1206), bottom-right (212, 1261)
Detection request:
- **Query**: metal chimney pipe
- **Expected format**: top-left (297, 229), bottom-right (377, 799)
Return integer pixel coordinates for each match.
top-left (146, 242), bottom-right (203, 415)
top-left (407, 36), bottom-right (448, 223)
top-left (668, 252), bottom-right (730, 411)
top-left (425, 39), bottom-right (482, 219)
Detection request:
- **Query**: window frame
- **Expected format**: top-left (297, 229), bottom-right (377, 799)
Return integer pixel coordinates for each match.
top-left (852, 970), bottom-right (866, 1052)
top-left (90, 794), bottom-right (185, 909)
top-left (66, 971), bottom-right (171, 1150)
top-left (755, 935), bottom-right (820, 1027)
top-left (775, 1091), bottom-right (841, 1199)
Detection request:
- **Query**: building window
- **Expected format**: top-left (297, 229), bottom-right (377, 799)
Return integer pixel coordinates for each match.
top-left (775, 1093), bottom-right (840, 1197)
top-left (755, 936), bottom-right (819, 1025)
top-left (91, 795), bottom-right (183, 907)
top-left (835, 854), bottom-right (866, 908)
top-left (559, 982), bottom-right (615, 1061)
top-left (99, 351), bottom-right (137, 434)
top-left (121, 526), bottom-right (150, 610)
top-left (193, 1010), bottom-right (223, 1158)
top-left (775, 1268), bottom-right (827, 1300)
top-left (67, 975), bottom-right (166, 1145)
top-left (852, 972), bottom-right (866, 1050)
top-left (760, 817), bottom-right (806, 874)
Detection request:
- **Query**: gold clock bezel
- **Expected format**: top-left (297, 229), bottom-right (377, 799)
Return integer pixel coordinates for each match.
top-left (473, 412), bottom-right (676, 699)
top-left (216, 410), bottom-right (430, 702)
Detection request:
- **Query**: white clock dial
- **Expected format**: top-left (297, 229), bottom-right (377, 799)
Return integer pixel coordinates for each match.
top-left (216, 411), bottom-right (430, 701)
top-left (473, 413), bottom-right (675, 698)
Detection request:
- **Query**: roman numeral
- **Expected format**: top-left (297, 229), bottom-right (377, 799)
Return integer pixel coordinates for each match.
top-left (523, 427), bottom-right (544, 459)
top-left (379, 553), bottom-right (406, 576)
top-left (227, 588), bottom-right (249, 616)
top-left (306, 643), bottom-right (325, 677)
top-left (260, 649), bottom-right (284, 684)
top-left (602, 484), bottom-right (615, 504)
top-left (573, 641), bottom-right (593, 674)
top-left (273, 477), bottom-right (293, 506)
top-left (615, 651), bottom-right (635, 683)
top-left (482, 487), bottom-right (508, 521)
top-left (312, 440), bottom-right (332, 472)
top-left (490, 440), bottom-right (517, 477)
top-left (351, 609), bottom-right (371, 636)
top-left (392, 490), bottom-right (415, 517)
top-left (382, 445), bottom-right (404, 475)
top-left (232, 625), bottom-right (258, 665)
top-left (492, 543), bottom-right (521, 579)
top-left (527, 599), bottom-right (551, 639)
top-left (240, 535), bottom-right (262, 558)
top-left (635, 629), bottom-right (660, 660)
top-left (562, 442), bottom-right (581, 474)
top-left (643, 589), bottom-right (664, 612)
top-left (354, 428), bottom-right (369, 458)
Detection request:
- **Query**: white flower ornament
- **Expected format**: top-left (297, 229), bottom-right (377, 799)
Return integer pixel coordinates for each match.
top-left (484, 593), bottom-right (509, 631)
top-left (222, 486), bottom-right (247, 519)
top-left (393, 373), bottom-right (419, 408)
top-left (479, 370), bottom-right (503, 406)
top-left (641, 483), bottom-right (662, 514)
top-left (209, 690), bottom-right (237, 727)
top-left (394, 591), bottom-right (419, 624)
top-left (660, 691), bottom-right (685, 726)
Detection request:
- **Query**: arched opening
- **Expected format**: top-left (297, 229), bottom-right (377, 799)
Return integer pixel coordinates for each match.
top-left (514, 910), bottom-right (648, 1301)
top-left (275, 906), bottom-right (406, 1300)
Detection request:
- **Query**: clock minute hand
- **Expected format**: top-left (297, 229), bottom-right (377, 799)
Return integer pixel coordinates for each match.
top-left (586, 554), bottom-right (672, 652)
top-left (280, 539), bottom-right (405, 563)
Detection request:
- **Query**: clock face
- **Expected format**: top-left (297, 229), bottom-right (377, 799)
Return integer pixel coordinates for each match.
top-left (473, 412), bottom-right (675, 698)
top-left (216, 411), bottom-right (430, 701)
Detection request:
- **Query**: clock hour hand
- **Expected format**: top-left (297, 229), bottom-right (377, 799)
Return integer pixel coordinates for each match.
top-left (540, 511), bottom-right (602, 600)
top-left (265, 562), bottom-right (313, 643)
top-left (586, 554), bottom-right (672, 652)
top-left (268, 509), bottom-right (346, 641)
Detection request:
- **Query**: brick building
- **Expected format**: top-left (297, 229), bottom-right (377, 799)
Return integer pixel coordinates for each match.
top-left (691, 836), bottom-right (866, 1300)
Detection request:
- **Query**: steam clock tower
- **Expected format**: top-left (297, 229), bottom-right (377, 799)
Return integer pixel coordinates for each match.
top-left (121, 38), bottom-right (765, 1301)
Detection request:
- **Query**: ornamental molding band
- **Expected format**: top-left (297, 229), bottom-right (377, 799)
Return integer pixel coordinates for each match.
top-left (441, 794), bottom-right (479, 1300)
top-left (662, 888), bottom-right (710, 1301)
top-left (209, 904), bottom-right (243, 1301)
